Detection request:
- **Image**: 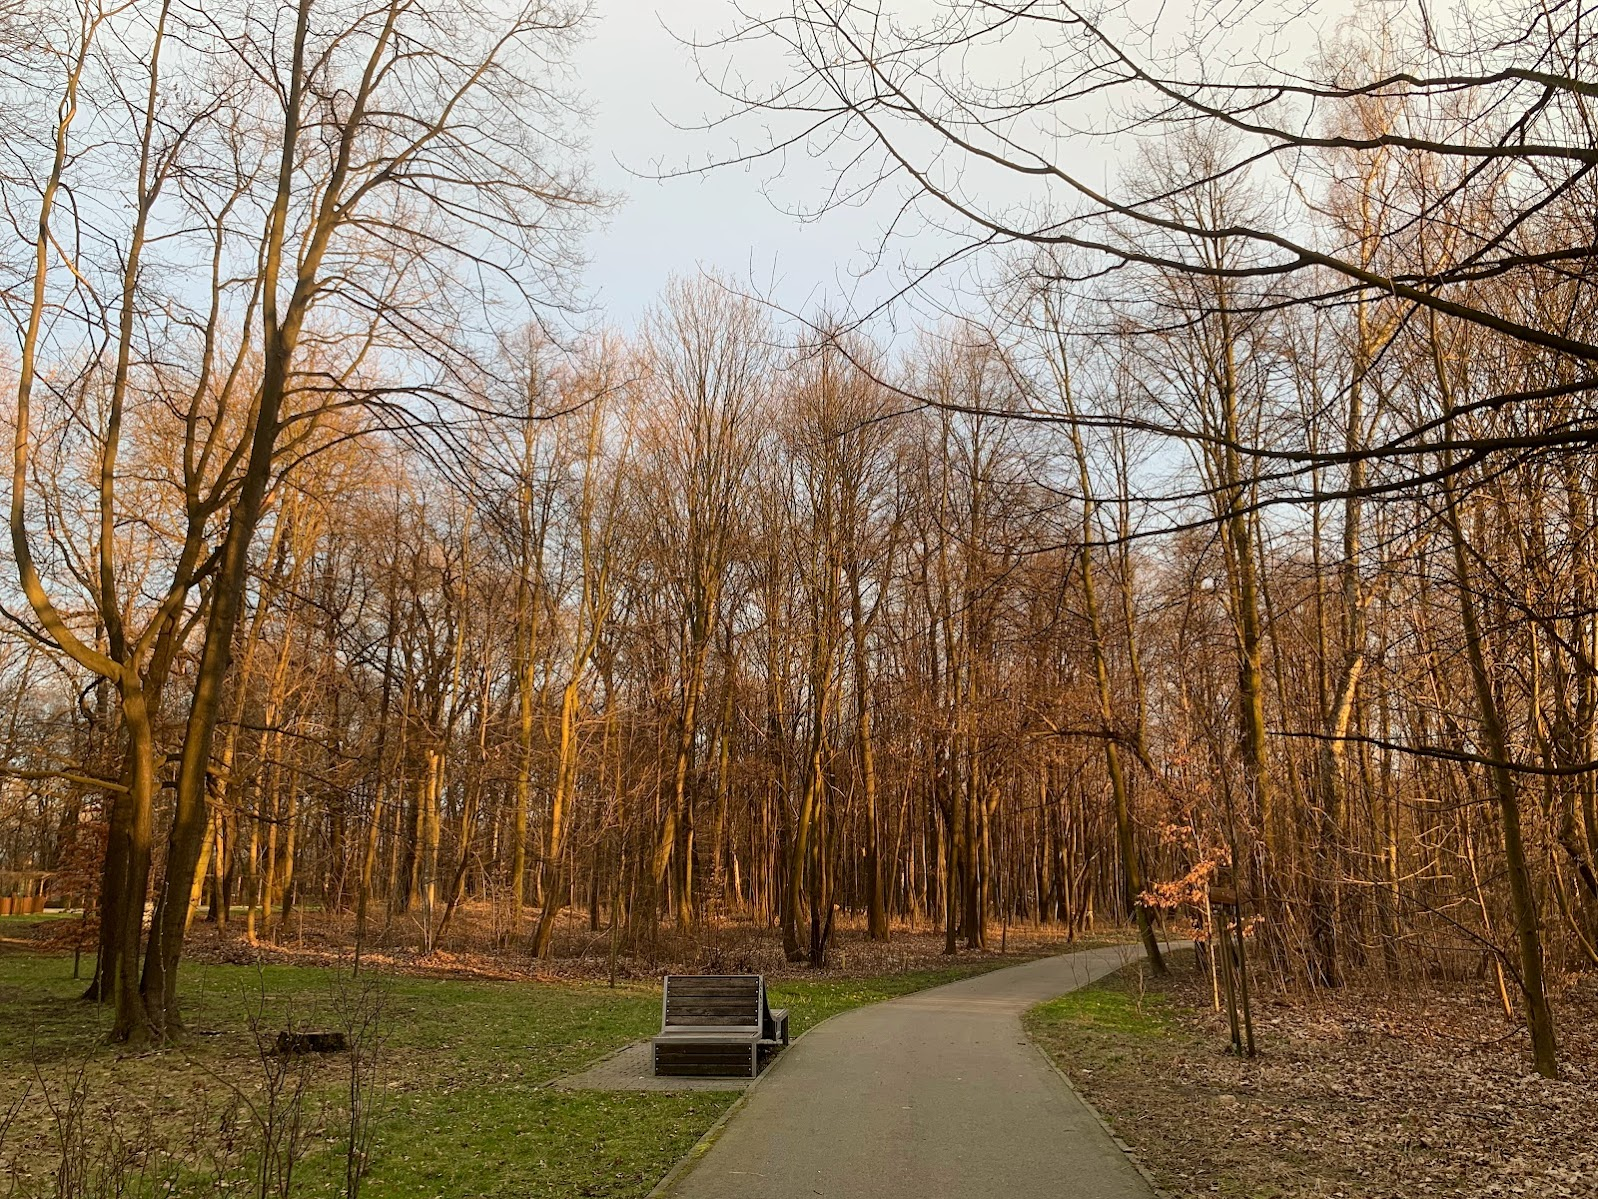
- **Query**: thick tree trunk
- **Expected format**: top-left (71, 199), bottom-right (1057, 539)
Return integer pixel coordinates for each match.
top-left (112, 689), bottom-right (157, 1043)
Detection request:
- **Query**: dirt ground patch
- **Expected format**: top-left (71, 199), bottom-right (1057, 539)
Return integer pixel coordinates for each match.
top-left (1027, 950), bottom-right (1598, 1199)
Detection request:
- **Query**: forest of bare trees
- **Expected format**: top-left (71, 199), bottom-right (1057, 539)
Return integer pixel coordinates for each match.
top-left (2, 0), bottom-right (1596, 1092)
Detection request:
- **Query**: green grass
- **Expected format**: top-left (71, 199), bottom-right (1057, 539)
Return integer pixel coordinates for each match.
top-left (1, 953), bottom-right (693, 1198)
top-left (1024, 959), bottom-right (1196, 1096)
top-left (1026, 976), bottom-right (1176, 1041)
top-left (0, 950), bottom-right (1034, 1198)
top-left (770, 962), bottom-right (1028, 1034)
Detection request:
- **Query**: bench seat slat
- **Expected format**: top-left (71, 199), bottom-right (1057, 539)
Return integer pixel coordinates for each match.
top-left (665, 1016), bottom-right (758, 1027)
top-left (666, 997), bottom-right (759, 1010)
top-left (668, 978), bottom-right (759, 989)
top-left (667, 978), bottom-right (760, 992)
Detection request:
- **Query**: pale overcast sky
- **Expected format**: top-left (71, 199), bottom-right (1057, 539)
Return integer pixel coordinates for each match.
top-left (573, 1), bottom-right (938, 331)
top-left (572, 0), bottom-right (1359, 332)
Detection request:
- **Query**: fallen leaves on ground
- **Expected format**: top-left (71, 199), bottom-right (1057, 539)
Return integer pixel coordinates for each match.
top-left (49, 907), bottom-right (1127, 985)
top-left (1055, 963), bottom-right (1598, 1199)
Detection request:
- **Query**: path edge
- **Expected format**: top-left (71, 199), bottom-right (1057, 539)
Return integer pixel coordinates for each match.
top-left (642, 1072), bottom-right (756, 1199)
top-left (647, 943), bottom-right (1154, 1198)
top-left (644, 956), bottom-right (1050, 1198)
top-left (645, 1005), bottom-right (848, 1199)
top-left (1024, 961), bottom-right (1176, 1199)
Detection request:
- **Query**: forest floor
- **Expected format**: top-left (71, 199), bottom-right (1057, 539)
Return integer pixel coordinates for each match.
top-left (6, 902), bottom-right (1124, 983)
top-left (1027, 949), bottom-right (1598, 1199)
top-left (0, 910), bottom-right (1103, 1198)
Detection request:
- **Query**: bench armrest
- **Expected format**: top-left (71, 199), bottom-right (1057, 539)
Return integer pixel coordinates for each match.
top-left (765, 1008), bottom-right (790, 1045)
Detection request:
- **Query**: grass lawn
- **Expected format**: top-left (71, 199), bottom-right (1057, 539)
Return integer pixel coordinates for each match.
top-left (0, 949), bottom-right (1029, 1198)
top-left (1025, 964), bottom-right (1183, 1053)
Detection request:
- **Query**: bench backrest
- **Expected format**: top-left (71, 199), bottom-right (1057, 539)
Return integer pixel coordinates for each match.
top-left (662, 974), bottom-right (762, 1030)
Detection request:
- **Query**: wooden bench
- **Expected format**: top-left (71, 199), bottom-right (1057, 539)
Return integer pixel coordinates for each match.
top-left (651, 974), bottom-right (790, 1078)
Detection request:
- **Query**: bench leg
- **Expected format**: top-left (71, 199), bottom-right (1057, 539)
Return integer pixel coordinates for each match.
top-left (750, 1043), bottom-right (759, 1077)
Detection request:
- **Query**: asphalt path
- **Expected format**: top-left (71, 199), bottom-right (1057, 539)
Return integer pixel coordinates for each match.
top-left (661, 943), bottom-right (1160, 1199)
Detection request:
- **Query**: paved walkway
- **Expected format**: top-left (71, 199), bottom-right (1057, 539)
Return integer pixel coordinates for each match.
top-left (661, 943), bottom-right (1159, 1199)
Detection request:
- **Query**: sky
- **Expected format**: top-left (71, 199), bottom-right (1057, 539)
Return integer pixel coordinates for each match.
top-left (570, 0), bottom-right (1360, 334)
top-left (572, 1), bottom-right (929, 332)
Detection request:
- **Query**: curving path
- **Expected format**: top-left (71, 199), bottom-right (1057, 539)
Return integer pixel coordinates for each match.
top-left (661, 943), bottom-right (1159, 1199)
